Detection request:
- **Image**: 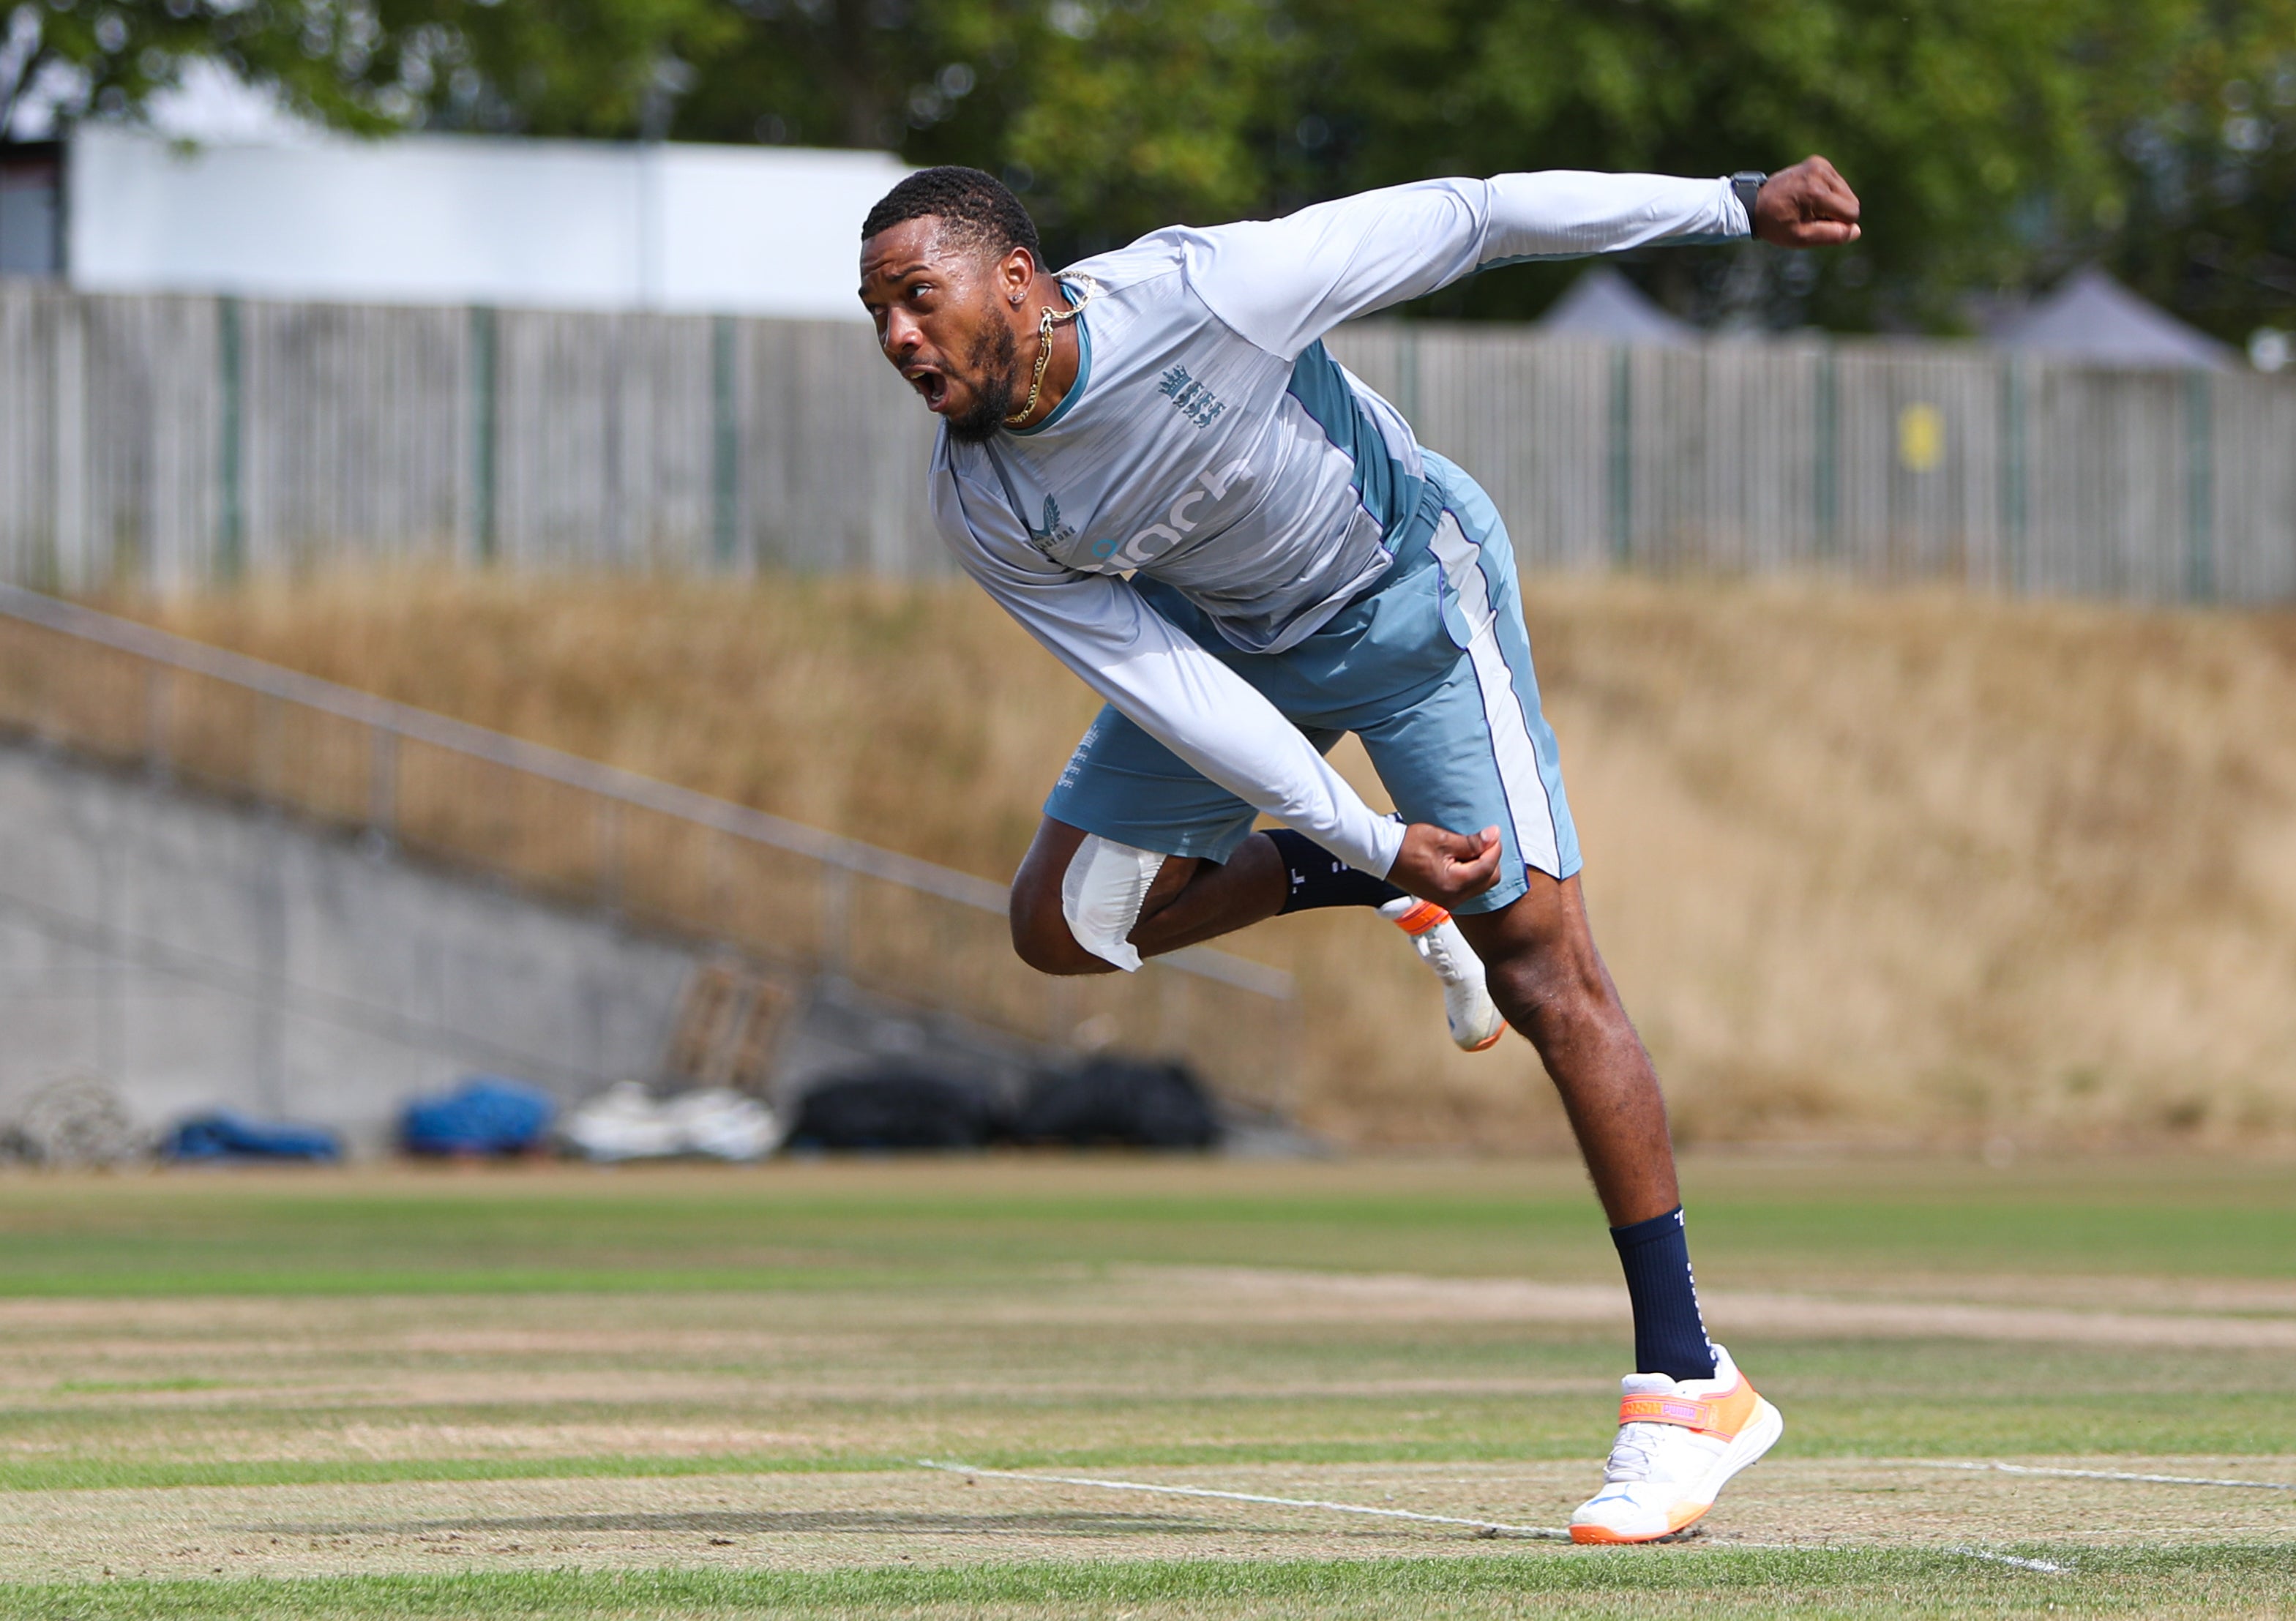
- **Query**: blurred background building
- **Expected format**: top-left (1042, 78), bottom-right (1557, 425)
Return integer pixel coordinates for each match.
top-left (1983, 266), bottom-right (2241, 371)
top-left (4, 124), bottom-right (902, 318)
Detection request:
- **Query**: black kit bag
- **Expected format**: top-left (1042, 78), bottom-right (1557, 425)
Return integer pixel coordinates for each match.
top-left (787, 1068), bottom-right (1007, 1150)
top-left (1014, 1056), bottom-right (1222, 1150)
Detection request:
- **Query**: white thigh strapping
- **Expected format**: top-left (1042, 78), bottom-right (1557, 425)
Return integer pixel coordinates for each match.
top-left (1059, 835), bottom-right (1167, 973)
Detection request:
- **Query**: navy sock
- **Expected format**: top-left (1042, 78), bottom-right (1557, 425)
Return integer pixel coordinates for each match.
top-left (1609, 1206), bottom-right (1719, 1382)
top-left (1265, 828), bottom-right (1405, 914)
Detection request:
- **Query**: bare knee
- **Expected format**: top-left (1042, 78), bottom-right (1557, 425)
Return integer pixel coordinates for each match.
top-left (1009, 816), bottom-right (1126, 976)
top-left (1457, 875), bottom-right (1627, 1049)
top-left (1484, 939), bottom-right (1615, 1045)
top-left (1009, 894), bottom-right (1111, 976)
top-left (1009, 835), bottom-right (1109, 977)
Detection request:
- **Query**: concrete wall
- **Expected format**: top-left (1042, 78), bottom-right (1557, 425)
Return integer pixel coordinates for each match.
top-left (0, 741), bottom-right (698, 1153)
top-left (0, 739), bottom-right (1061, 1156)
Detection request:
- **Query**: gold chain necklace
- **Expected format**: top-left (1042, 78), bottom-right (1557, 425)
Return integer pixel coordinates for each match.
top-left (1003, 296), bottom-right (1086, 428)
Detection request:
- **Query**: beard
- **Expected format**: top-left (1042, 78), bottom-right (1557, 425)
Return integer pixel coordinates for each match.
top-left (943, 318), bottom-right (1022, 443)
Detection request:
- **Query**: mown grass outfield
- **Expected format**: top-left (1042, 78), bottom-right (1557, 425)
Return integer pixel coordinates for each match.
top-left (0, 1158), bottom-right (2288, 1620)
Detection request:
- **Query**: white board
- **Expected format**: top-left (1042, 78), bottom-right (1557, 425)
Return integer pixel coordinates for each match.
top-left (67, 125), bottom-right (909, 321)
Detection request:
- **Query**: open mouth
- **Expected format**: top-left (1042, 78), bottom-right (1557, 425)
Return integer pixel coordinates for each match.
top-left (905, 367), bottom-right (951, 412)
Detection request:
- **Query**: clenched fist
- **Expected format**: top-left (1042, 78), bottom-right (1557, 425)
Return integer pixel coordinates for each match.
top-left (1752, 156), bottom-right (1861, 249)
top-left (1387, 822), bottom-right (1504, 908)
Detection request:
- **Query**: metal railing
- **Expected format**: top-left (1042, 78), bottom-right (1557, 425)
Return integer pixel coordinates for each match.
top-left (0, 585), bottom-right (1300, 1111)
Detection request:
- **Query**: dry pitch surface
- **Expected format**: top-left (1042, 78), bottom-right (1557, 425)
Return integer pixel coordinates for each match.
top-left (0, 1156), bottom-right (2289, 1617)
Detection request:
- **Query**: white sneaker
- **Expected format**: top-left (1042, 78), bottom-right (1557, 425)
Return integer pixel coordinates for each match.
top-left (1569, 1344), bottom-right (1783, 1543)
top-left (1380, 898), bottom-right (1506, 1052)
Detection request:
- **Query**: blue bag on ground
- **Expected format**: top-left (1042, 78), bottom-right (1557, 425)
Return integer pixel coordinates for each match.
top-left (162, 1111), bottom-right (343, 1162)
top-left (400, 1077), bottom-right (556, 1156)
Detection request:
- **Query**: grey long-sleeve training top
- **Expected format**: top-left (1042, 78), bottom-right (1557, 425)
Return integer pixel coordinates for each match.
top-left (929, 171), bottom-right (1748, 877)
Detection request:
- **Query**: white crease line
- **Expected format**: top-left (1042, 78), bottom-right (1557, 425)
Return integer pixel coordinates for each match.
top-left (1902, 1460), bottom-right (2296, 1492)
top-left (2058, 1524), bottom-right (2295, 1538)
top-left (918, 1459), bottom-right (1573, 1540)
top-left (1945, 1546), bottom-right (2072, 1573)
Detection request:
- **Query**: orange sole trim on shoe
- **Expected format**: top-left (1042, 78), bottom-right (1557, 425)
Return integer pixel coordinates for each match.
top-left (1568, 1524), bottom-right (1631, 1546)
top-left (1464, 1022), bottom-right (1507, 1053)
top-left (1391, 900), bottom-right (1450, 935)
top-left (1568, 1502), bottom-right (1710, 1546)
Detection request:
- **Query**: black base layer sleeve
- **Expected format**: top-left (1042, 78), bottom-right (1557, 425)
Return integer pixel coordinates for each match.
top-left (1265, 828), bottom-right (1407, 915)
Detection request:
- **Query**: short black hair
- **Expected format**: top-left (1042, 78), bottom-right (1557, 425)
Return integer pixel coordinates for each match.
top-left (861, 165), bottom-right (1042, 263)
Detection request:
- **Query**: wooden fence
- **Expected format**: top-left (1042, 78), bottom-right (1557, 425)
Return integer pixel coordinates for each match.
top-left (0, 285), bottom-right (938, 586)
top-left (1329, 326), bottom-right (2296, 603)
top-left (5, 282), bottom-right (2295, 603)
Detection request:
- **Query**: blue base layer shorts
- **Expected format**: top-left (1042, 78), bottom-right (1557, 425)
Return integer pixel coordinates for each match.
top-left (1042, 450), bottom-right (1580, 916)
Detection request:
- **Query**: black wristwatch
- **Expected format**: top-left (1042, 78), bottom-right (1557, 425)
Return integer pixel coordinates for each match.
top-left (1730, 170), bottom-right (1767, 228)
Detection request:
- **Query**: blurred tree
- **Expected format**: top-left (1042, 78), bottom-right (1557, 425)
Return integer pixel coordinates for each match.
top-left (1280, 0), bottom-right (2114, 329)
top-left (0, 0), bottom-right (731, 142)
top-left (998, 0), bottom-right (1302, 251)
top-left (666, 0), bottom-right (998, 153)
top-left (9, 0), bottom-right (2284, 337)
top-left (401, 0), bottom-right (738, 139)
top-left (658, 0), bottom-right (1301, 258)
top-left (2082, 0), bottom-right (2296, 343)
top-left (1, 0), bottom-right (404, 136)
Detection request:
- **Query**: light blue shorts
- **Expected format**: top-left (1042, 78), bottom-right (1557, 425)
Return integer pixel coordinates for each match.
top-left (1043, 451), bottom-right (1580, 916)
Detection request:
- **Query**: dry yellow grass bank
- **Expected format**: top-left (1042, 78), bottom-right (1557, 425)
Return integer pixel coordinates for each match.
top-left (109, 571), bottom-right (2296, 1153)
